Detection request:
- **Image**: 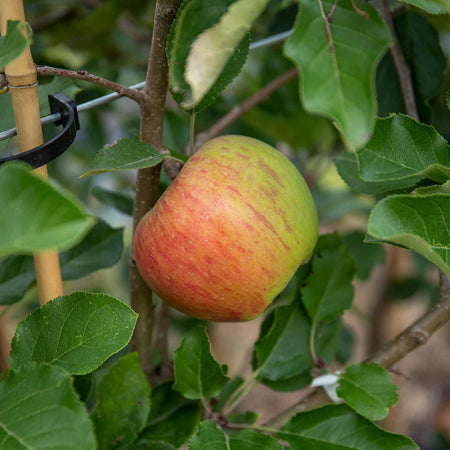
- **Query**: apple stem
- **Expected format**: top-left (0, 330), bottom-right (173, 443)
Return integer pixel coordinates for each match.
top-left (201, 396), bottom-right (213, 417)
top-left (309, 321), bottom-right (321, 367)
top-left (188, 112), bottom-right (196, 156)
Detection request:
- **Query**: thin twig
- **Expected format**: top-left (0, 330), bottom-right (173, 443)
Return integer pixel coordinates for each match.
top-left (350, 0), bottom-right (369, 18)
top-left (378, 0), bottom-right (419, 120)
top-left (195, 67), bottom-right (298, 149)
top-left (36, 65), bottom-right (143, 103)
top-left (317, 0), bottom-right (335, 55)
top-left (130, 0), bottom-right (181, 381)
top-left (264, 271), bottom-right (450, 428)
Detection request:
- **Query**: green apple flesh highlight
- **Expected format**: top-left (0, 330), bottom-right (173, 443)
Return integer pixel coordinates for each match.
top-left (134, 135), bottom-right (318, 321)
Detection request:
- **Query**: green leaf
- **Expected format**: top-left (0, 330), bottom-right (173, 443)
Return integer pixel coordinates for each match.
top-left (228, 429), bottom-right (284, 449)
top-left (0, 363), bottom-right (95, 449)
top-left (279, 404), bottom-right (419, 449)
top-left (184, 0), bottom-right (269, 109)
top-left (173, 326), bottom-right (229, 399)
top-left (227, 410), bottom-right (260, 425)
top-left (0, 255), bottom-right (35, 305)
top-left (357, 115), bottom-right (450, 185)
top-left (257, 371), bottom-right (312, 392)
top-left (92, 353), bottom-right (151, 449)
top-left (9, 291), bottom-right (137, 374)
top-left (368, 193), bottom-right (450, 276)
top-left (376, 12), bottom-right (446, 118)
top-left (343, 232), bottom-right (385, 280)
top-left (398, 0), bottom-right (450, 14)
top-left (81, 138), bottom-right (164, 176)
top-left (91, 185), bottom-right (134, 216)
top-left (336, 324), bottom-right (355, 364)
top-left (313, 187), bottom-right (371, 223)
top-left (195, 34), bottom-right (251, 113)
top-left (59, 219), bottom-right (123, 280)
top-left (188, 420), bottom-right (226, 450)
top-left (214, 376), bottom-right (244, 411)
top-left (189, 420), bottom-right (283, 450)
top-left (301, 234), bottom-right (356, 325)
top-left (254, 302), bottom-right (311, 380)
top-left (376, 52), bottom-right (405, 118)
top-left (163, 109), bottom-right (190, 153)
top-left (254, 302), bottom-right (342, 383)
top-left (0, 163), bottom-right (94, 256)
top-left (140, 380), bottom-right (201, 447)
top-left (0, 220), bottom-right (123, 304)
top-left (0, 20), bottom-right (30, 70)
top-left (335, 152), bottom-right (414, 195)
top-left (129, 440), bottom-right (175, 450)
top-left (413, 180), bottom-right (450, 196)
top-left (167, 0), bottom-right (251, 113)
top-left (395, 12), bottom-right (446, 101)
top-left (284, 0), bottom-right (391, 149)
top-left (337, 363), bottom-right (398, 421)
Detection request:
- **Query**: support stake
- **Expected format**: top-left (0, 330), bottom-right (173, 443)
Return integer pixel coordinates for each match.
top-left (0, 0), bottom-right (64, 305)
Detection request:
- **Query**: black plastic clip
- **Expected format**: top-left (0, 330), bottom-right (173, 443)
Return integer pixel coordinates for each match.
top-left (0, 92), bottom-right (80, 168)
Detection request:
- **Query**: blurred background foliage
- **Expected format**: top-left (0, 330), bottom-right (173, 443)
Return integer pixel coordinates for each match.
top-left (0, 0), bottom-right (449, 447)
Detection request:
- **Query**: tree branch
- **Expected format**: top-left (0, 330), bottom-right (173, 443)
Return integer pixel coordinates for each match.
top-left (36, 65), bottom-right (143, 103)
top-left (130, 0), bottom-right (181, 381)
top-left (195, 67), bottom-right (298, 149)
top-left (378, 0), bottom-right (419, 120)
top-left (264, 271), bottom-right (450, 428)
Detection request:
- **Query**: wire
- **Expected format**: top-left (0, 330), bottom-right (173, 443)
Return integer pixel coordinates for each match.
top-left (0, 30), bottom-right (292, 142)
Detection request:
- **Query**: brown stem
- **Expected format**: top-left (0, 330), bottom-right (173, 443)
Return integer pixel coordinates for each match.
top-left (130, 0), bottom-right (181, 381)
top-left (265, 271), bottom-right (450, 428)
top-left (36, 65), bottom-right (143, 103)
top-left (378, 0), bottom-right (419, 120)
top-left (317, 0), bottom-right (335, 56)
top-left (195, 67), bottom-right (298, 149)
top-left (369, 271), bottom-right (450, 367)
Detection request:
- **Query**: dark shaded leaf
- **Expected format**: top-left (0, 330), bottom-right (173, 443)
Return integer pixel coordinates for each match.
top-left (140, 380), bottom-right (201, 447)
top-left (60, 219), bottom-right (123, 280)
top-left (91, 186), bottom-right (134, 216)
top-left (92, 353), bottom-right (151, 449)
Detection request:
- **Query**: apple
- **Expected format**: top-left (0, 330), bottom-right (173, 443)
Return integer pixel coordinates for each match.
top-left (133, 135), bottom-right (318, 321)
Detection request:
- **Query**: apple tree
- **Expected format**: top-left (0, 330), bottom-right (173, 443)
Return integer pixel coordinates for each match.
top-left (0, 0), bottom-right (449, 448)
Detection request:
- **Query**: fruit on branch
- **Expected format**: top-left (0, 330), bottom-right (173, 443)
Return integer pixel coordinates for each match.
top-left (134, 135), bottom-right (318, 321)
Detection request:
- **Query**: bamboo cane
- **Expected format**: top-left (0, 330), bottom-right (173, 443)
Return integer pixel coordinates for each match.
top-left (0, 0), bottom-right (63, 305)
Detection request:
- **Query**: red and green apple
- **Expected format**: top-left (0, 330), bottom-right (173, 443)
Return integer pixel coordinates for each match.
top-left (134, 135), bottom-right (318, 321)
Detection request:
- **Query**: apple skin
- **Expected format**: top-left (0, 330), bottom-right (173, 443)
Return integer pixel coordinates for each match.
top-left (134, 135), bottom-right (318, 322)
